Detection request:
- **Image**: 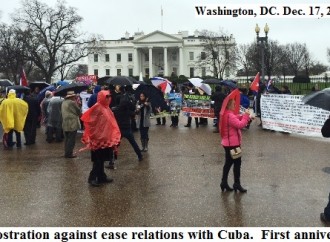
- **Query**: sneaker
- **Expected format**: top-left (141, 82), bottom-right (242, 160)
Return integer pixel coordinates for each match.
top-left (88, 180), bottom-right (100, 187)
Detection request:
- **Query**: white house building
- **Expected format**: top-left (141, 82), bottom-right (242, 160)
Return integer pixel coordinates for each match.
top-left (88, 30), bottom-right (235, 78)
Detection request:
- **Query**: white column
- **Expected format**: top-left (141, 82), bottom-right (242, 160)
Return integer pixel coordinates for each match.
top-left (149, 47), bottom-right (153, 77)
top-left (179, 46), bottom-right (183, 76)
top-left (163, 47), bottom-right (168, 76)
top-left (133, 47), bottom-right (138, 76)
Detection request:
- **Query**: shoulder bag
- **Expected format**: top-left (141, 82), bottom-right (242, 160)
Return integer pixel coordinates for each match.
top-left (228, 115), bottom-right (242, 159)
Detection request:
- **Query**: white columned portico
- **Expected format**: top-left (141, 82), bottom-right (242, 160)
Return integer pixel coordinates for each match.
top-left (179, 46), bottom-right (183, 75)
top-left (133, 47), bottom-right (138, 76)
top-left (163, 47), bottom-right (168, 76)
top-left (149, 47), bottom-right (153, 77)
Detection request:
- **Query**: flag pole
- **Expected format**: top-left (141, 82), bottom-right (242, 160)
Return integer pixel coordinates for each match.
top-left (161, 6), bottom-right (163, 31)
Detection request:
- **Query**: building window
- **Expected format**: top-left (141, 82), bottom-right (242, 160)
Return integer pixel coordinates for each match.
top-left (145, 68), bottom-right (149, 75)
top-left (172, 67), bottom-right (177, 75)
top-left (105, 69), bottom-right (110, 76)
top-left (128, 53), bottom-right (132, 62)
top-left (145, 53), bottom-right (149, 62)
top-left (117, 54), bottom-right (121, 62)
top-left (94, 54), bottom-right (98, 62)
top-left (117, 69), bottom-right (121, 76)
top-left (201, 67), bottom-right (206, 77)
top-left (94, 69), bottom-right (98, 76)
top-left (189, 52), bottom-right (194, 61)
top-left (105, 54), bottom-right (110, 62)
top-left (128, 68), bottom-right (133, 76)
top-left (189, 67), bottom-right (194, 78)
top-left (201, 52), bottom-right (206, 60)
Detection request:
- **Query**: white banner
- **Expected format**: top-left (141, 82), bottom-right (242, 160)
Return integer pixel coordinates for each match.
top-left (1, 227), bottom-right (330, 241)
top-left (261, 94), bottom-right (330, 137)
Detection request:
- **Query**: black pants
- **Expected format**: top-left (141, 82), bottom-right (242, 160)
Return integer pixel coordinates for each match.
top-left (7, 130), bottom-right (21, 147)
top-left (156, 117), bottom-right (166, 125)
top-left (187, 117), bottom-right (199, 126)
top-left (171, 115), bottom-right (179, 126)
top-left (140, 127), bottom-right (149, 140)
top-left (89, 148), bottom-right (110, 183)
top-left (24, 119), bottom-right (37, 144)
top-left (222, 146), bottom-right (242, 184)
top-left (121, 128), bottom-right (142, 159)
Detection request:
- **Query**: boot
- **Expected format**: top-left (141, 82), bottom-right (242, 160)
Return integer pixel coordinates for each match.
top-left (140, 139), bottom-right (146, 152)
top-left (144, 139), bottom-right (149, 152)
top-left (220, 181), bottom-right (233, 192)
top-left (233, 183), bottom-right (247, 193)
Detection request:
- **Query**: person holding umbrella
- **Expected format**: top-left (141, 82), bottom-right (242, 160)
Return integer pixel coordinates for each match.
top-left (61, 91), bottom-right (82, 158)
top-left (219, 89), bottom-right (252, 193)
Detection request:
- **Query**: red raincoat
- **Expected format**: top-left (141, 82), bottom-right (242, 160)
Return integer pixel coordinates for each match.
top-left (80, 90), bottom-right (121, 151)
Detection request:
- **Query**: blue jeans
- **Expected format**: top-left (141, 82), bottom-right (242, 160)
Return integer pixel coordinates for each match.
top-left (120, 129), bottom-right (142, 159)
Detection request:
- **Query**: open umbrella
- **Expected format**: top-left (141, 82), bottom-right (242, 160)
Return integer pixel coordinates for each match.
top-left (54, 82), bottom-right (88, 97)
top-left (97, 76), bottom-right (111, 86)
top-left (188, 78), bottom-right (212, 95)
top-left (37, 85), bottom-right (56, 102)
top-left (6, 85), bottom-right (30, 94)
top-left (151, 77), bottom-right (172, 94)
top-left (220, 80), bottom-right (237, 89)
top-left (0, 79), bottom-right (13, 87)
top-left (105, 76), bottom-right (134, 86)
top-left (202, 79), bottom-right (222, 85)
top-left (302, 88), bottom-right (330, 111)
top-left (134, 84), bottom-right (168, 111)
top-left (29, 81), bottom-right (50, 91)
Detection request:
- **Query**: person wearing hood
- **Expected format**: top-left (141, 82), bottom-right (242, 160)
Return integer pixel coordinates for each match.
top-left (0, 89), bottom-right (28, 148)
top-left (87, 85), bottom-right (102, 108)
top-left (81, 90), bottom-right (121, 187)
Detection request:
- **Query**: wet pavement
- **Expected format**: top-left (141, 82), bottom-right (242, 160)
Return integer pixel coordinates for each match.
top-left (0, 117), bottom-right (329, 227)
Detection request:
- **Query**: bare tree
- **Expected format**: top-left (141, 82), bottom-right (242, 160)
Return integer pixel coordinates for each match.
top-left (12, 0), bottom-right (101, 83)
top-left (235, 43), bottom-right (255, 80)
top-left (264, 40), bottom-right (287, 78)
top-left (197, 29), bottom-right (236, 79)
top-left (284, 42), bottom-right (308, 76)
top-left (0, 24), bottom-right (27, 83)
top-left (327, 48), bottom-right (330, 64)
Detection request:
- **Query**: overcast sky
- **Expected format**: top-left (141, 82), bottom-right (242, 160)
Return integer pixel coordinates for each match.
top-left (1, 0), bottom-right (330, 64)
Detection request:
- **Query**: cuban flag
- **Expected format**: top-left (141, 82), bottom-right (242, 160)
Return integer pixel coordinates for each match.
top-left (250, 72), bottom-right (260, 92)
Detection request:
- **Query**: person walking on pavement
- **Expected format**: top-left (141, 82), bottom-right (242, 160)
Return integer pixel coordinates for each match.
top-left (0, 89), bottom-right (28, 149)
top-left (61, 91), bottom-right (81, 158)
top-left (81, 90), bottom-right (121, 187)
top-left (23, 90), bottom-right (41, 145)
top-left (136, 92), bottom-right (152, 152)
top-left (220, 98), bottom-right (251, 193)
top-left (108, 86), bottom-right (143, 169)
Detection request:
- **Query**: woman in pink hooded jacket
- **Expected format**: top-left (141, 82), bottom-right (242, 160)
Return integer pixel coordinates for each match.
top-left (220, 99), bottom-right (251, 192)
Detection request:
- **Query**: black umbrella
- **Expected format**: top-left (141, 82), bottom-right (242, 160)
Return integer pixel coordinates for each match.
top-left (6, 85), bottom-right (30, 93)
top-left (302, 88), bottom-right (330, 111)
top-left (37, 85), bottom-right (56, 102)
top-left (54, 82), bottom-right (88, 97)
top-left (29, 81), bottom-right (50, 91)
top-left (105, 76), bottom-right (134, 86)
top-left (202, 79), bottom-right (222, 85)
top-left (220, 80), bottom-right (237, 89)
top-left (97, 76), bottom-right (111, 86)
top-left (0, 79), bottom-right (13, 87)
top-left (134, 84), bottom-right (168, 111)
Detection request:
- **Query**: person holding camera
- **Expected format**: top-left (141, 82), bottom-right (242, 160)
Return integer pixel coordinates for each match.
top-left (136, 92), bottom-right (152, 152)
top-left (220, 98), bottom-right (251, 193)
